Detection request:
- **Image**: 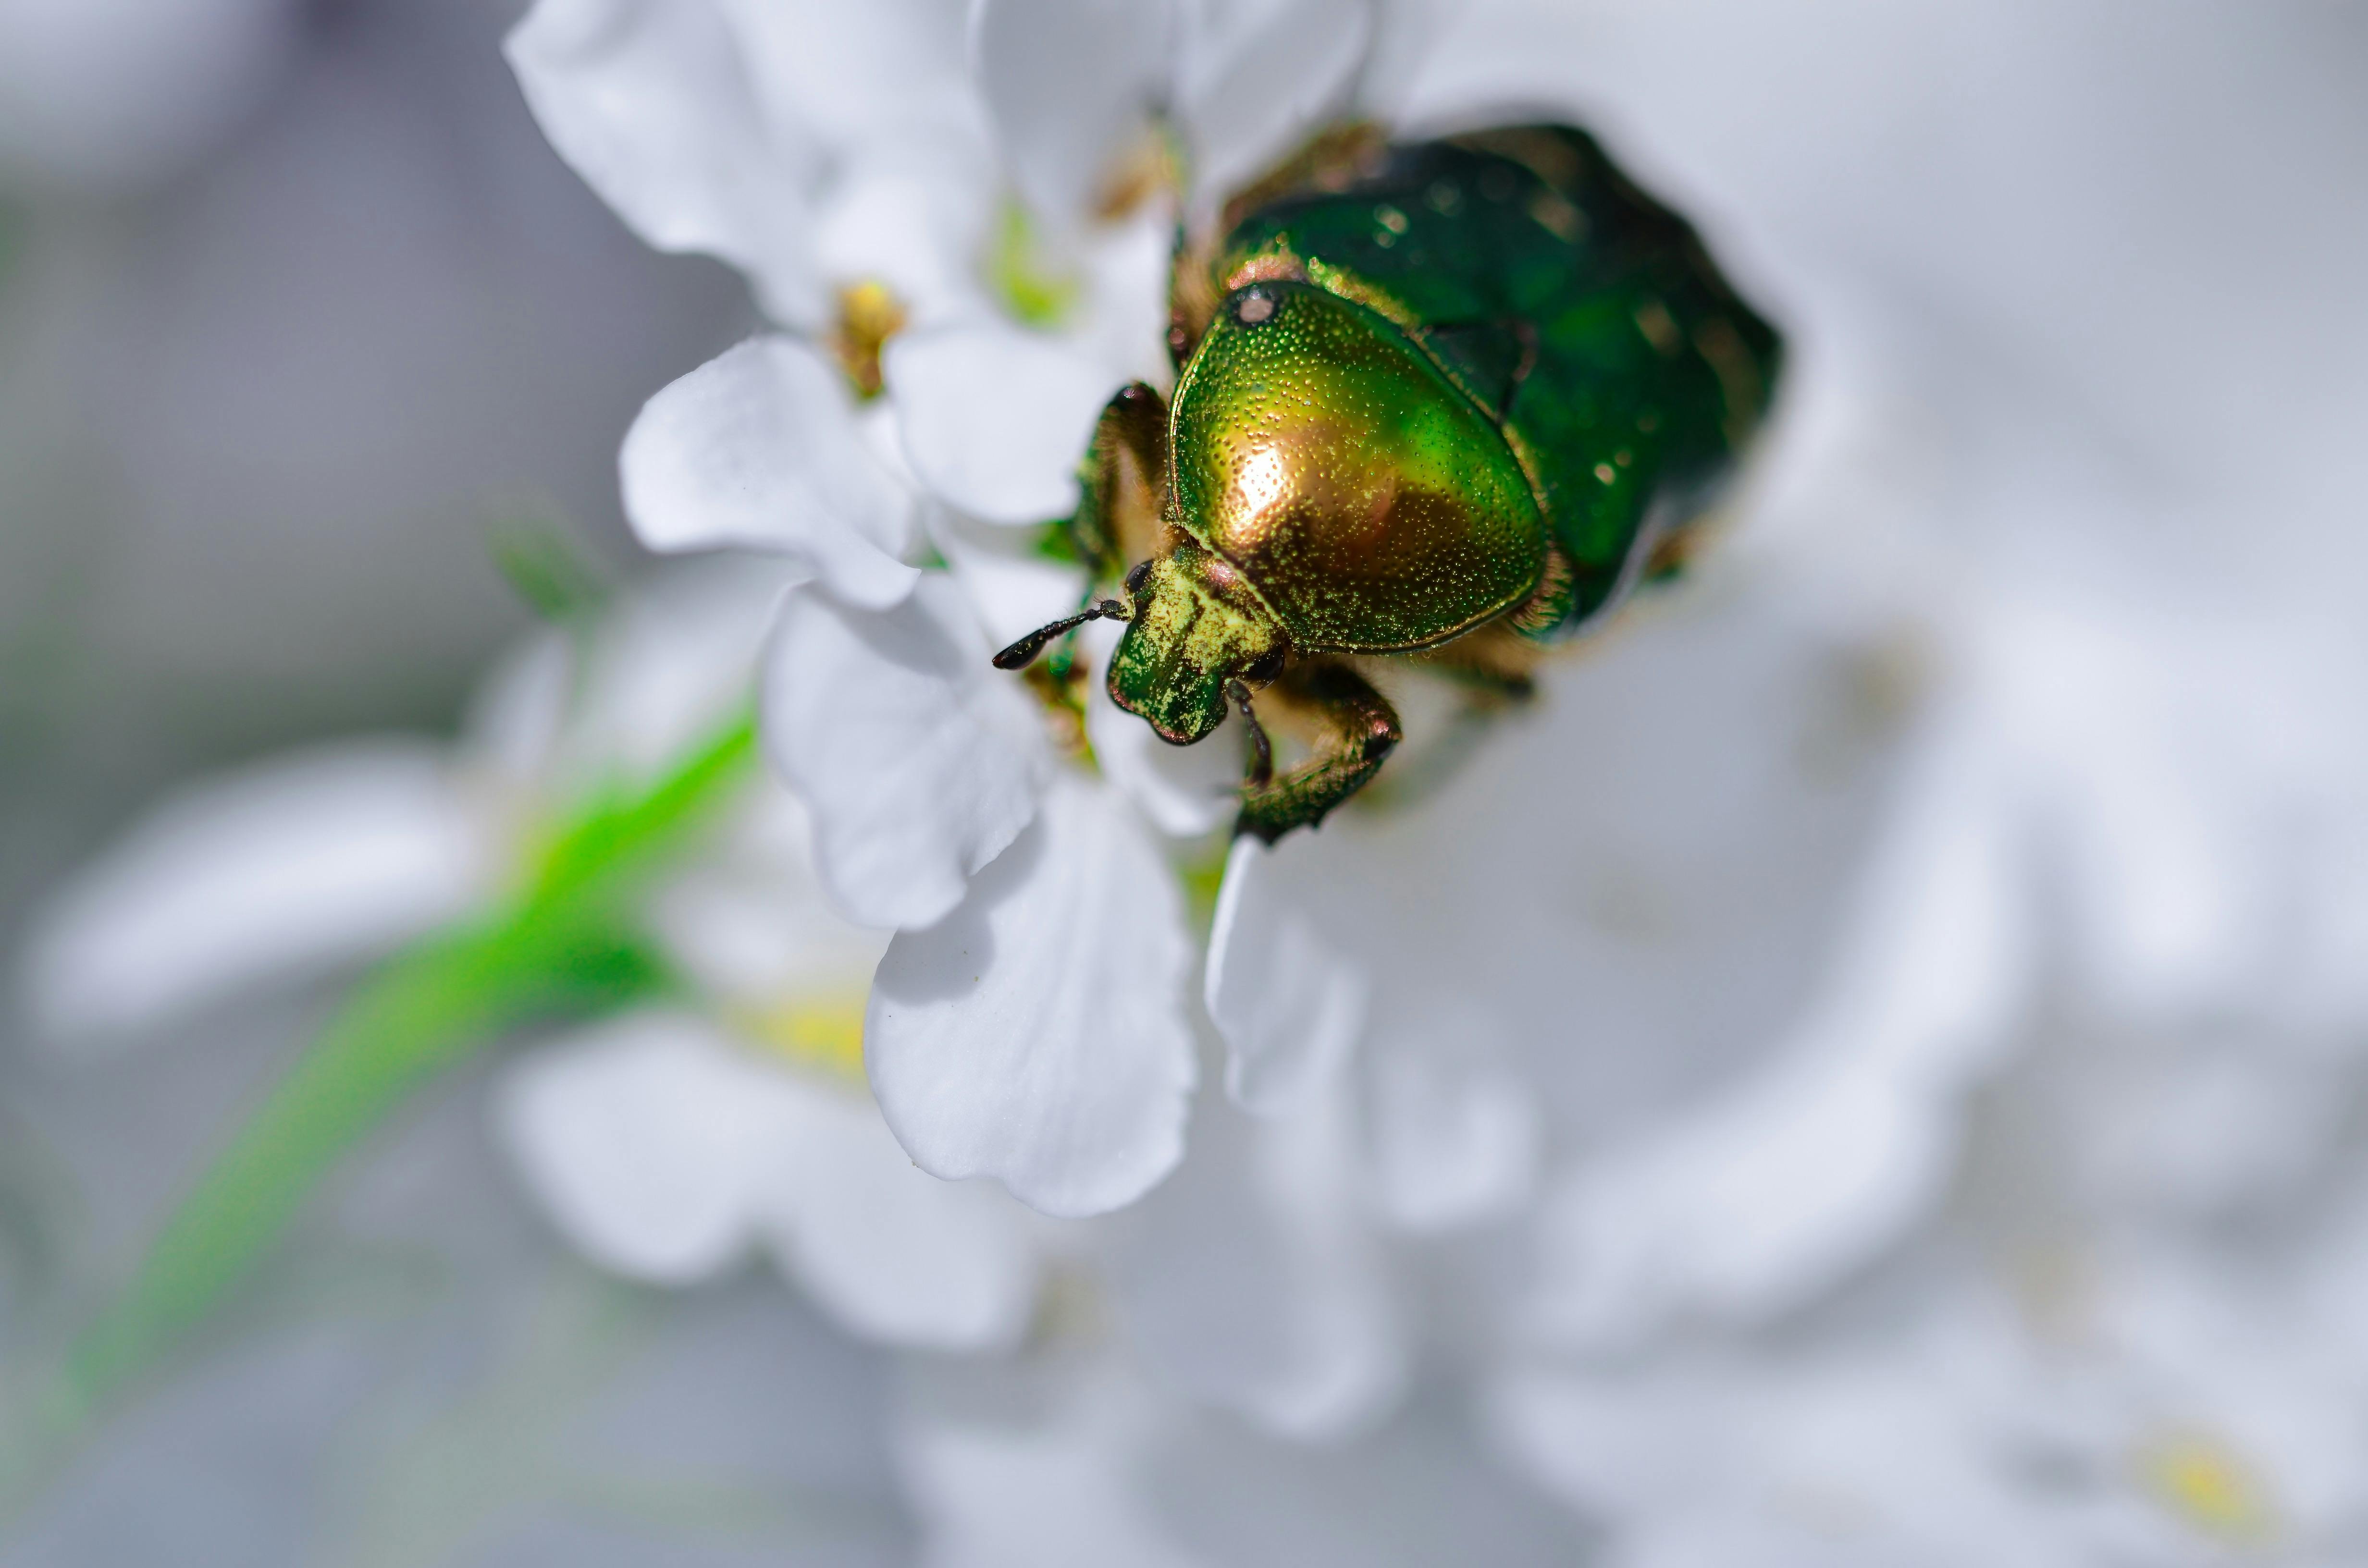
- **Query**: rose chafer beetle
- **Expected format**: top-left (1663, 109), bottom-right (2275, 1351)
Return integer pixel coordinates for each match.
top-left (995, 123), bottom-right (1783, 841)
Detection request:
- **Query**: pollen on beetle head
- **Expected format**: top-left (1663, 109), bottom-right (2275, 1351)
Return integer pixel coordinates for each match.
top-left (830, 279), bottom-right (908, 401)
top-left (1235, 291), bottom-right (1275, 325)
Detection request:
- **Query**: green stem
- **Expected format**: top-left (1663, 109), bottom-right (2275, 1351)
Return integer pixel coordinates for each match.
top-left (43, 922), bottom-right (659, 1434)
top-left (11, 713), bottom-right (759, 1499)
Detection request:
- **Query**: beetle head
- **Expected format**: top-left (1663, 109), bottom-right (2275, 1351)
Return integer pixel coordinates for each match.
top-left (1107, 544), bottom-right (1283, 745)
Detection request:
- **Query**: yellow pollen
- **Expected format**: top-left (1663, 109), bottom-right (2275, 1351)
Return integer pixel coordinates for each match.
top-left (830, 279), bottom-right (908, 401)
top-left (739, 989), bottom-right (871, 1087)
top-left (1093, 128), bottom-right (1179, 222)
top-left (1022, 658), bottom-right (1098, 768)
top-left (2137, 1431), bottom-right (2277, 1544)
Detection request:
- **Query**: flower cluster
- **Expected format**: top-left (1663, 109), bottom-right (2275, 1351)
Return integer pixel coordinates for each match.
top-left (24, 0), bottom-right (2368, 1560)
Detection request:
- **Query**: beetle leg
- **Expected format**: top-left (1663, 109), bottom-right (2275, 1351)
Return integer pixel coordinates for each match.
top-left (1234, 660), bottom-right (1401, 843)
top-left (1417, 625), bottom-right (1542, 707)
top-left (1226, 677), bottom-right (1273, 786)
top-left (1071, 381), bottom-right (1172, 576)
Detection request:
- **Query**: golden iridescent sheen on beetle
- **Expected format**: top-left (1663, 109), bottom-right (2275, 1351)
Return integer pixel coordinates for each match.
top-left (994, 122), bottom-right (1784, 841)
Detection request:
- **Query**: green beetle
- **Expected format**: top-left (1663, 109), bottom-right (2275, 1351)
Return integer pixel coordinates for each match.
top-left (994, 123), bottom-right (1783, 841)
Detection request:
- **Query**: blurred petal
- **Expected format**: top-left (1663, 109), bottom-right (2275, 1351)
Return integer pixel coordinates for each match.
top-left (762, 575), bottom-right (1047, 929)
top-left (1986, 600), bottom-right (2294, 1022)
top-left (767, 1090), bottom-right (1040, 1352)
top-left (932, 510), bottom-right (1093, 650)
top-left (1205, 836), bottom-right (1370, 1114)
top-left (814, 162), bottom-right (996, 327)
top-left (506, 0), bottom-right (823, 323)
top-left (648, 784), bottom-right (891, 1004)
top-left (1112, 1084), bottom-right (1404, 1437)
top-left (19, 741), bottom-right (485, 1046)
top-left (900, 1381), bottom-right (1211, 1568)
top-left (885, 323), bottom-right (1116, 525)
top-left (1526, 728), bottom-right (2027, 1347)
top-left (868, 777), bottom-right (1195, 1217)
top-left (497, 1014), bottom-right (779, 1284)
top-left (1363, 1017), bottom-right (1540, 1233)
top-left (459, 625), bottom-right (574, 790)
top-left (971, 0), bottom-right (1171, 228)
top-left (712, 0), bottom-right (980, 150)
top-left (584, 564), bottom-right (797, 771)
top-left (620, 336), bottom-right (920, 608)
top-left (1174, 0), bottom-right (1372, 216)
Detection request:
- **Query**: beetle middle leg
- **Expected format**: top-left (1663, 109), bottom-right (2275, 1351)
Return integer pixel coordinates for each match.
top-left (1233, 659), bottom-right (1402, 843)
top-left (1417, 624), bottom-right (1542, 709)
top-left (1070, 380), bottom-right (1174, 576)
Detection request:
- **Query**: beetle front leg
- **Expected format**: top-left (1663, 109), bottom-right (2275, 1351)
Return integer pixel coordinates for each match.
top-left (1233, 660), bottom-right (1402, 843)
top-left (1071, 381), bottom-right (1172, 576)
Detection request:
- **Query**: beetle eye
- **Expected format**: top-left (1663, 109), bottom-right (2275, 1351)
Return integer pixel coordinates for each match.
top-left (1233, 289), bottom-right (1275, 326)
top-left (1124, 559), bottom-right (1154, 598)
top-left (1242, 648), bottom-right (1286, 685)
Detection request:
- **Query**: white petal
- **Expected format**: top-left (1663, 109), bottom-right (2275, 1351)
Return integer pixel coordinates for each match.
top-left (970, 0), bottom-right (1172, 229)
top-left (762, 575), bottom-right (1047, 930)
top-left (620, 336), bottom-right (920, 609)
top-left (899, 1382), bottom-right (1212, 1568)
top-left (1110, 1083), bottom-right (1404, 1437)
top-left (765, 1089), bottom-right (1040, 1352)
top-left (1529, 1067), bottom-right (1944, 1356)
top-left (1363, 1016), bottom-right (1540, 1233)
top-left (1079, 617), bottom-right (1240, 838)
top-left (1986, 601), bottom-right (2292, 1023)
top-left (648, 783), bottom-right (892, 1004)
top-left (1065, 207), bottom-right (1179, 390)
top-left (496, 1014), bottom-right (783, 1285)
top-left (1174, 0), bottom-right (1373, 218)
top-left (1523, 726), bottom-right (2028, 1348)
top-left (868, 776), bottom-right (1196, 1217)
top-left (1205, 836), bottom-right (1370, 1114)
top-left (576, 563), bottom-right (796, 767)
top-left (885, 323), bottom-right (1117, 525)
top-left (931, 507), bottom-right (1092, 650)
top-left (19, 741), bottom-right (486, 1047)
top-left (506, 0), bottom-right (824, 324)
top-left (458, 625), bottom-right (574, 790)
top-left (814, 161), bottom-right (997, 328)
top-left (711, 0), bottom-right (981, 150)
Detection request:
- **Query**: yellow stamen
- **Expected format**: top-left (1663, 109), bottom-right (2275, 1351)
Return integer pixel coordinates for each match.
top-left (1092, 128), bottom-right (1179, 223)
top-left (737, 989), bottom-right (870, 1088)
top-left (830, 279), bottom-right (908, 401)
top-left (2137, 1429), bottom-right (2278, 1544)
top-left (1022, 657), bottom-right (1098, 768)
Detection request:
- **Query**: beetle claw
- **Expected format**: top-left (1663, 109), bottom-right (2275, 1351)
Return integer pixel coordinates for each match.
top-left (1227, 678), bottom-right (1273, 786)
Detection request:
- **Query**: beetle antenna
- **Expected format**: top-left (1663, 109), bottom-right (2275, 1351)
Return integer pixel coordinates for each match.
top-left (1227, 678), bottom-right (1272, 786)
top-left (991, 599), bottom-right (1131, 670)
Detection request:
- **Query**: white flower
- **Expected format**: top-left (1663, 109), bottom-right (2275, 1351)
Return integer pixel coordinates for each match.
top-left (506, 0), bottom-right (1419, 1218)
top-left (507, 8), bottom-right (2368, 1542)
top-left (19, 566), bottom-right (1043, 1354)
top-left (1490, 1020), bottom-right (2368, 1567)
top-left (500, 1007), bottom-right (1037, 1351)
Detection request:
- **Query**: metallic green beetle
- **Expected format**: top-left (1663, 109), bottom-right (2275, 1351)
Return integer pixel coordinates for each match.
top-left (994, 123), bottom-right (1783, 841)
